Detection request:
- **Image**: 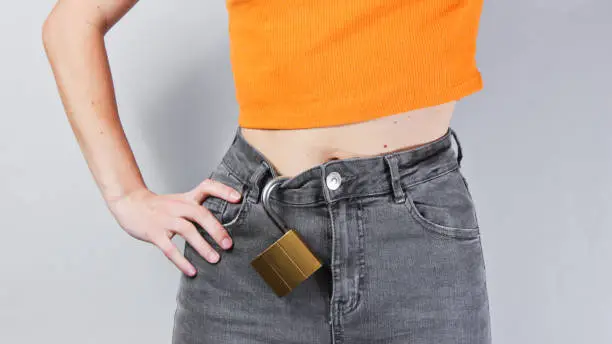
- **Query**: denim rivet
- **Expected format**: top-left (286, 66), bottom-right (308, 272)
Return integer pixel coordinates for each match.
top-left (326, 171), bottom-right (342, 190)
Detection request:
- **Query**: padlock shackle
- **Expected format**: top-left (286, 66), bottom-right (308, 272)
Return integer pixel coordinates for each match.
top-left (260, 175), bottom-right (291, 234)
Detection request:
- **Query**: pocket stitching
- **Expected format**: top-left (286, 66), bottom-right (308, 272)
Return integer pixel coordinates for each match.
top-left (220, 189), bottom-right (252, 231)
top-left (402, 171), bottom-right (480, 239)
top-left (200, 162), bottom-right (251, 232)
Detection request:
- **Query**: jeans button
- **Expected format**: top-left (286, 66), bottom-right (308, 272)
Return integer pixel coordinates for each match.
top-left (326, 171), bottom-right (342, 190)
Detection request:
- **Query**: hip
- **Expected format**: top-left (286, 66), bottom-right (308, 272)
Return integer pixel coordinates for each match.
top-left (172, 125), bottom-right (491, 343)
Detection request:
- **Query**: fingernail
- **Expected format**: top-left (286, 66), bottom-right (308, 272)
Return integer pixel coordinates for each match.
top-left (221, 237), bottom-right (232, 249)
top-left (208, 250), bottom-right (220, 263)
top-left (188, 266), bottom-right (197, 276)
top-left (232, 191), bottom-right (241, 199)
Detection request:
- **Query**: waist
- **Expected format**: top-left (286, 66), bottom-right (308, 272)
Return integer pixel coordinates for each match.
top-left (221, 123), bottom-right (462, 205)
top-left (239, 102), bottom-right (455, 177)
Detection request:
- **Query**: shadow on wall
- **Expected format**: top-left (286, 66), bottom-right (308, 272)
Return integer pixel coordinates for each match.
top-left (138, 45), bottom-right (240, 195)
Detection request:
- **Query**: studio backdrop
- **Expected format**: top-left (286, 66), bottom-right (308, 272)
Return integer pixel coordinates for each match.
top-left (1, 1), bottom-right (611, 343)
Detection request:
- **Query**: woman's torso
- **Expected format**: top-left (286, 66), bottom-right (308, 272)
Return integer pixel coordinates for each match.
top-left (227, 0), bottom-right (483, 177)
top-left (240, 101), bottom-right (455, 177)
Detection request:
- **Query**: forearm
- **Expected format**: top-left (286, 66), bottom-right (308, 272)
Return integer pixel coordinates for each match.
top-left (42, 5), bottom-right (145, 204)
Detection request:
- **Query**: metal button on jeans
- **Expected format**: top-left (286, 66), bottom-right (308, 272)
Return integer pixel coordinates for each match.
top-left (326, 171), bottom-right (342, 190)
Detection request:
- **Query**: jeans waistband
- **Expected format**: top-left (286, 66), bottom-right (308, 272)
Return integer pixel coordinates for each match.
top-left (220, 126), bottom-right (464, 206)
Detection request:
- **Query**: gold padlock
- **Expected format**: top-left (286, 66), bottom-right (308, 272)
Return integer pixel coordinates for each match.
top-left (250, 176), bottom-right (323, 297)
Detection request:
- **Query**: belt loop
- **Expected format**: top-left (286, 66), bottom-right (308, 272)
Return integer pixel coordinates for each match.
top-left (449, 128), bottom-right (463, 167)
top-left (383, 155), bottom-right (406, 204)
top-left (246, 161), bottom-right (273, 204)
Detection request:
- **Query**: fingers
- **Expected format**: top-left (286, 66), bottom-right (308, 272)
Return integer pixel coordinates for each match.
top-left (152, 183), bottom-right (241, 276)
top-left (188, 178), bottom-right (242, 205)
top-left (153, 204), bottom-right (229, 277)
top-left (168, 200), bottom-right (234, 251)
top-left (153, 235), bottom-right (197, 277)
top-left (171, 217), bottom-right (222, 264)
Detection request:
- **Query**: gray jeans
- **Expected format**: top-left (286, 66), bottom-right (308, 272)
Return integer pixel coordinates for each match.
top-left (172, 127), bottom-right (491, 344)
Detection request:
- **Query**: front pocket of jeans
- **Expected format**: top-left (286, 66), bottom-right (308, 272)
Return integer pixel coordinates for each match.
top-left (218, 191), bottom-right (252, 230)
top-left (199, 193), bottom-right (250, 229)
top-left (195, 161), bottom-right (252, 235)
top-left (402, 168), bottom-right (480, 239)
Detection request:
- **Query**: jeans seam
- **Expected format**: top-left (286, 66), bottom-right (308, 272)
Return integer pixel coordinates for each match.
top-left (403, 193), bottom-right (481, 240)
top-left (401, 163), bottom-right (460, 190)
top-left (342, 198), bottom-right (366, 315)
top-left (220, 159), bottom-right (251, 189)
top-left (402, 166), bottom-right (481, 239)
top-left (221, 189), bottom-right (253, 230)
top-left (268, 189), bottom-right (393, 207)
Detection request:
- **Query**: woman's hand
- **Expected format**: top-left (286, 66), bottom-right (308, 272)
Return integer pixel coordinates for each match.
top-left (107, 178), bottom-right (243, 277)
top-left (43, 1), bottom-right (240, 278)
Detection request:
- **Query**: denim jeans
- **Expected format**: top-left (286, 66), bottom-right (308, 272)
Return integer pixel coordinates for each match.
top-left (172, 126), bottom-right (491, 344)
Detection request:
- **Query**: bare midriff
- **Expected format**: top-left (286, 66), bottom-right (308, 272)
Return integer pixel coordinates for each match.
top-left (240, 101), bottom-right (455, 177)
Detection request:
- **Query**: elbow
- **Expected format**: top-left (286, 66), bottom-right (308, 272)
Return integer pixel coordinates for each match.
top-left (41, 11), bottom-right (70, 49)
top-left (42, 14), bottom-right (58, 50)
top-left (41, 6), bottom-right (106, 49)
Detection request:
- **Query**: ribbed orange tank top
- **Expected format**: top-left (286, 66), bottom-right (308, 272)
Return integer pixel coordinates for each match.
top-left (225, 0), bottom-right (484, 129)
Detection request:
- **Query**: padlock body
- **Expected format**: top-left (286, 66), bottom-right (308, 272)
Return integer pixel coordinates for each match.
top-left (250, 229), bottom-right (322, 297)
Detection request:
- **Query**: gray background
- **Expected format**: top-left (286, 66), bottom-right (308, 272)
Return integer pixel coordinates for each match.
top-left (1, 1), bottom-right (610, 343)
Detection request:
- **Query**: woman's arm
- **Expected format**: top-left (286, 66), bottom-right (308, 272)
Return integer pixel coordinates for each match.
top-left (43, 0), bottom-right (143, 202)
top-left (42, 0), bottom-right (239, 276)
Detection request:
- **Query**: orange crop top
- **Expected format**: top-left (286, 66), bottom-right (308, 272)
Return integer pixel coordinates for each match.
top-left (225, 0), bottom-right (484, 130)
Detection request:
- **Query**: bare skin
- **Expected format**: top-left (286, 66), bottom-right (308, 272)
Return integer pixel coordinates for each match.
top-left (241, 102), bottom-right (454, 177)
top-left (42, 0), bottom-right (454, 277)
top-left (42, 0), bottom-right (240, 277)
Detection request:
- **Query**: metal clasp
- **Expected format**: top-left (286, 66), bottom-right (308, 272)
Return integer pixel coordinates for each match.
top-left (260, 175), bottom-right (291, 234)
